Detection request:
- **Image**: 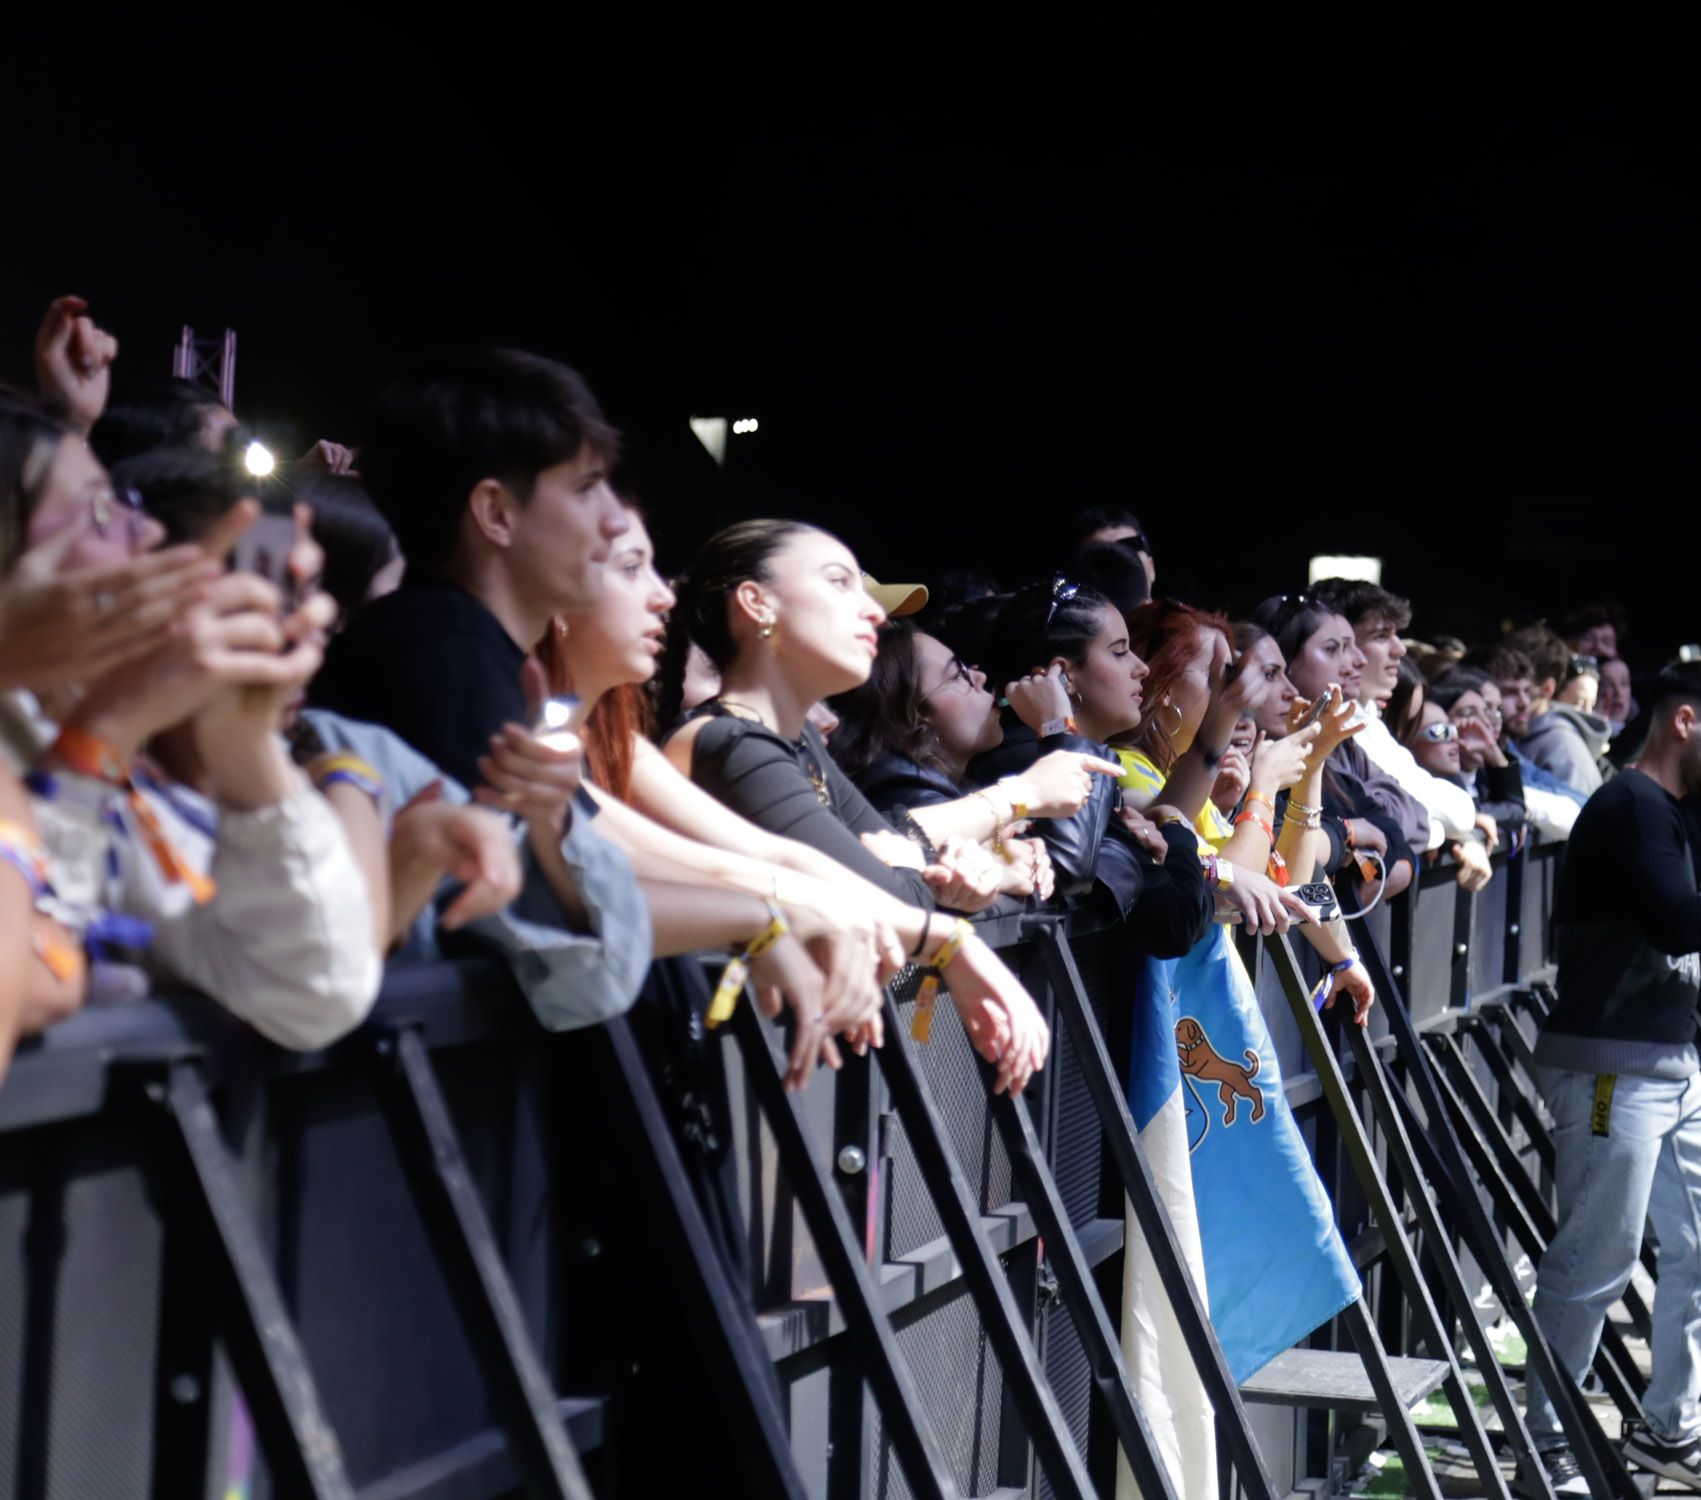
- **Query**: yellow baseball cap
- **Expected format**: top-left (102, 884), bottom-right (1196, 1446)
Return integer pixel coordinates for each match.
top-left (863, 574), bottom-right (928, 618)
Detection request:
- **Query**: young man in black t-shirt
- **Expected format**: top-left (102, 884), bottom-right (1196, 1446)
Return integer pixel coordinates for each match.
top-left (312, 349), bottom-right (628, 791)
top-left (1520, 664), bottom-right (1701, 1494)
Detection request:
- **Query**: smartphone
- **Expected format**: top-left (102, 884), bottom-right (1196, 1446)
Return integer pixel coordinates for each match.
top-left (1294, 692), bottom-right (1331, 732)
top-left (1214, 877), bottom-right (1340, 926)
top-left (533, 694), bottom-right (587, 750)
top-left (230, 498), bottom-right (299, 613)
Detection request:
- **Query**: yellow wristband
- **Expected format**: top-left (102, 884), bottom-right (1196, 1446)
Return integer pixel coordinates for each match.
top-left (743, 915), bottom-right (788, 960)
top-left (929, 917), bottom-right (974, 972)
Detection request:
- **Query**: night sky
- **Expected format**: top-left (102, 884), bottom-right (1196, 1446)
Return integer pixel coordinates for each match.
top-left (6, 25), bottom-right (1697, 661)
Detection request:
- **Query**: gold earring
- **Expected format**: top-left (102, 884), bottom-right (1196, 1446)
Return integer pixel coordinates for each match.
top-left (758, 619), bottom-right (775, 641)
top-left (1163, 701), bottom-right (1184, 738)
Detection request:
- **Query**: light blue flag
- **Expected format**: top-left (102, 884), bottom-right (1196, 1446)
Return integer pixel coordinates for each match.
top-left (1129, 928), bottom-right (1360, 1384)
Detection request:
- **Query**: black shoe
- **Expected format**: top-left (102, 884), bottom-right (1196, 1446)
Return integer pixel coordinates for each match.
top-left (1511, 1445), bottom-right (1590, 1498)
top-left (1623, 1420), bottom-right (1701, 1490)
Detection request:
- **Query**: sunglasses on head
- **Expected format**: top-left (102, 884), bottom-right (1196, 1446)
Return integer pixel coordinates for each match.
top-left (1044, 573), bottom-right (1080, 630)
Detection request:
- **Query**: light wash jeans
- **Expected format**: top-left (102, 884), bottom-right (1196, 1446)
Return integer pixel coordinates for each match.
top-left (1525, 1066), bottom-right (1701, 1447)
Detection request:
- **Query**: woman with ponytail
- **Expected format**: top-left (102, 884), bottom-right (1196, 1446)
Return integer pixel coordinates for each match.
top-left (653, 518), bottom-right (1053, 1095)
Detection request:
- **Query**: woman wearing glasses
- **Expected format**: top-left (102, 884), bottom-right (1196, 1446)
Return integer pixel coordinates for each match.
top-left (1423, 669), bottom-right (1532, 839)
top-left (827, 620), bottom-right (1124, 903)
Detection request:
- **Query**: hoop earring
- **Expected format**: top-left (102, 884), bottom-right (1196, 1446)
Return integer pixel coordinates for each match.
top-left (1162, 701), bottom-right (1184, 739)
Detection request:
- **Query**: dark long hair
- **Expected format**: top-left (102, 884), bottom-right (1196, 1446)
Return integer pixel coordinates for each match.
top-left (297, 473), bottom-right (399, 622)
top-left (829, 621), bottom-right (952, 779)
top-left (1248, 593), bottom-right (1339, 669)
top-left (91, 378), bottom-right (231, 469)
top-left (1427, 666), bottom-right (1492, 715)
top-left (980, 577), bottom-right (1114, 690)
top-left (0, 389), bottom-right (68, 574)
top-left (655, 518), bottom-right (818, 727)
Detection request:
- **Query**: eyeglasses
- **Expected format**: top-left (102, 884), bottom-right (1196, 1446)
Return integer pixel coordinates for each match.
top-left (1044, 573), bottom-right (1079, 630)
top-left (1419, 721), bottom-right (1459, 744)
top-left (921, 657), bottom-right (976, 704)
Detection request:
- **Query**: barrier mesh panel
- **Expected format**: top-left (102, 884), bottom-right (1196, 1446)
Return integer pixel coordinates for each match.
top-left (0, 1118), bottom-right (163, 1500)
top-left (1037, 1300), bottom-right (1094, 1500)
top-left (886, 969), bottom-right (1014, 1261)
top-left (1049, 926), bottom-right (1123, 1228)
top-left (871, 1276), bottom-right (1008, 1498)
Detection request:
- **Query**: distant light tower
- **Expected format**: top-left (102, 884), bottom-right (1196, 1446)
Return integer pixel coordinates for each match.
top-left (172, 325), bottom-right (238, 409)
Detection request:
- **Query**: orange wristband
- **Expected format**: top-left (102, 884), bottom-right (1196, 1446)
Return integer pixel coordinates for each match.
top-left (1234, 811), bottom-right (1275, 842)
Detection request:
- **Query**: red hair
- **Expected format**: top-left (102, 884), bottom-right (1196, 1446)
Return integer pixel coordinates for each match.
top-left (535, 624), bottom-right (649, 804)
top-left (1125, 600), bottom-right (1233, 775)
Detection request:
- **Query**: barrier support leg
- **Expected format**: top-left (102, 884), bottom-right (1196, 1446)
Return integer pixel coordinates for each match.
top-left (1262, 936), bottom-right (1495, 1500)
top-left (593, 1016), bottom-right (814, 1500)
top-left (1027, 919), bottom-right (1278, 1500)
top-left (726, 998), bottom-right (964, 1500)
top-left (871, 990), bottom-right (1097, 1500)
top-left (984, 1061), bottom-right (1179, 1499)
top-left (1350, 921), bottom-right (1642, 1499)
top-left (133, 1058), bottom-right (354, 1500)
top-left (371, 1026), bottom-right (597, 1500)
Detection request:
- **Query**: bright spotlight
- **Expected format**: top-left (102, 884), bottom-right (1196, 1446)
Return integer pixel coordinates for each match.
top-left (244, 440), bottom-right (276, 477)
top-left (732, 418), bottom-right (760, 435)
top-left (1308, 554), bottom-right (1382, 585)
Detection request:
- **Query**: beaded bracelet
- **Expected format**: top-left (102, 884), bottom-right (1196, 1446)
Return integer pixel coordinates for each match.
top-left (911, 917), bottom-right (974, 1043)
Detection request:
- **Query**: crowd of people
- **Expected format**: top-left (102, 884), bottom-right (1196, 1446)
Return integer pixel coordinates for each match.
top-left (2, 294), bottom-right (1696, 1496)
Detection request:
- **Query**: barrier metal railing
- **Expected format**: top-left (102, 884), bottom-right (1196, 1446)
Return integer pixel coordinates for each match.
top-left (0, 835), bottom-right (1613, 1498)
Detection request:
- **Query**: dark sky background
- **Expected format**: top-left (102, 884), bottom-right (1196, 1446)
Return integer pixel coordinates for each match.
top-left (5, 23), bottom-right (1697, 662)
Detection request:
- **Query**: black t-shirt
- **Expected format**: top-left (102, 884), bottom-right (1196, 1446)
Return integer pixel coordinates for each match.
top-left (311, 578), bottom-right (529, 793)
top-left (1545, 768), bottom-right (1701, 1051)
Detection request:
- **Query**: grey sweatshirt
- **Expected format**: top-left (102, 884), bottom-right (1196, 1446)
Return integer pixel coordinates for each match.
top-left (1520, 705), bottom-right (1610, 797)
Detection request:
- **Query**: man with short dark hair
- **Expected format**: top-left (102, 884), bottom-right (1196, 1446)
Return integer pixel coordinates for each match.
top-left (1068, 504), bottom-right (1154, 588)
top-left (1520, 664), bottom-right (1701, 1493)
top-left (314, 349), bottom-right (627, 790)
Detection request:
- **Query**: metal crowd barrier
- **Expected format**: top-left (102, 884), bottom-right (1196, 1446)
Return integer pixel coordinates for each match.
top-left (0, 835), bottom-right (1606, 1498)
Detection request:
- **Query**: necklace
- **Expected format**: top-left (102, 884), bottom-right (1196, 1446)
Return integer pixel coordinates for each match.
top-left (715, 697), bottom-right (770, 727)
top-left (713, 697), bottom-right (831, 806)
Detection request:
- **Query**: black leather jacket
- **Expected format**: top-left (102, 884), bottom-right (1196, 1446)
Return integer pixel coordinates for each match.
top-left (968, 716), bottom-right (1210, 957)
